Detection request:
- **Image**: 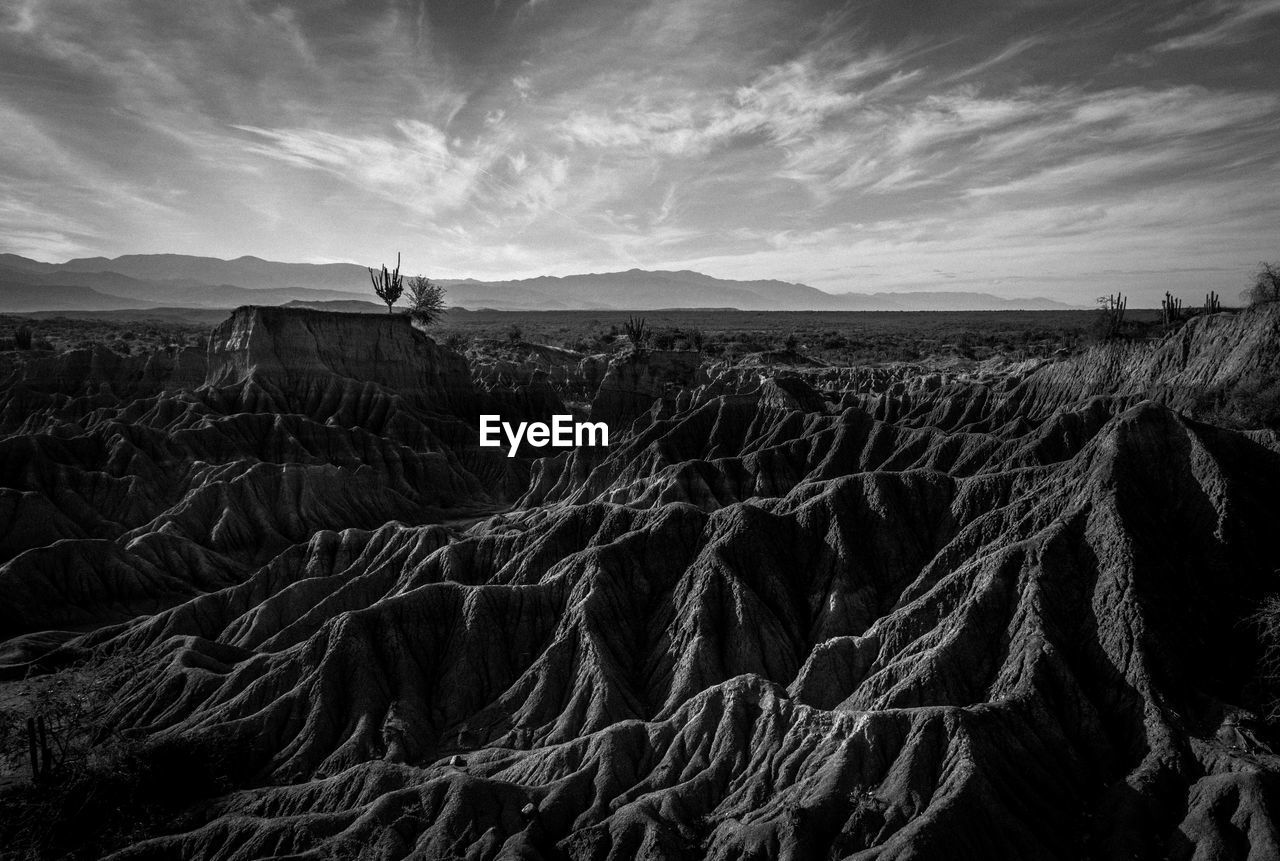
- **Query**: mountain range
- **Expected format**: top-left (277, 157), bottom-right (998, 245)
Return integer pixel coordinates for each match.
top-left (0, 252), bottom-right (1076, 312)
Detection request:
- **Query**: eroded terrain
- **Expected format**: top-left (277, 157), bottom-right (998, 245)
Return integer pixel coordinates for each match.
top-left (2, 305), bottom-right (1279, 860)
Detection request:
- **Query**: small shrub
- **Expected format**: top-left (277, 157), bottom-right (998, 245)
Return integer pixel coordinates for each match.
top-left (1246, 261), bottom-right (1280, 306)
top-left (15, 325), bottom-right (32, 350)
top-left (1251, 593), bottom-right (1280, 723)
top-left (405, 275), bottom-right (447, 327)
top-left (506, 324), bottom-right (523, 344)
top-left (1198, 370), bottom-right (1280, 429)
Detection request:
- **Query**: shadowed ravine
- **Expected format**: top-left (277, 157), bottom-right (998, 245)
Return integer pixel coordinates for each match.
top-left (2, 305), bottom-right (1279, 860)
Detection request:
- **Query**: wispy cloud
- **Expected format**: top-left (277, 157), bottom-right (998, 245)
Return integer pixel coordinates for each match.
top-left (1152, 0), bottom-right (1280, 50)
top-left (0, 0), bottom-right (1276, 302)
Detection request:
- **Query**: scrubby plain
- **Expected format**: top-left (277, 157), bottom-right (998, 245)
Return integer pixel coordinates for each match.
top-left (0, 303), bottom-right (1277, 860)
top-left (6, 307), bottom-right (1170, 367)
top-left (433, 308), bottom-right (1168, 364)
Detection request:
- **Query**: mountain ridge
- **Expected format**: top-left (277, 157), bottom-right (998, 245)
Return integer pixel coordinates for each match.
top-left (0, 252), bottom-right (1079, 312)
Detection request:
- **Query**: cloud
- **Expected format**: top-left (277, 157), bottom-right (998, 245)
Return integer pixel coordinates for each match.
top-left (1152, 0), bottom-right (1280, 50)
top-left (555, 48), bottom-right (909, 158)
top-left (0, 0), bottom-right (1276, 305)
top-left (233, 120), bottom-right (590, 235)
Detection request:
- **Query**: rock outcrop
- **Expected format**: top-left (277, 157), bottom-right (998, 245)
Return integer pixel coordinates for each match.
top-left (206, 306), bottom-right (475, 412)
top-left (590, 349), bottom-right (704, 429)
top-left (0, 307), bottom-right (541, 643)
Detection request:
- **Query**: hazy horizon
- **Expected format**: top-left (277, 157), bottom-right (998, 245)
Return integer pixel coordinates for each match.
top-left (2, 1), bottom-right (1278, 305)
top-left (0, 248), bottom-right (1081, 300)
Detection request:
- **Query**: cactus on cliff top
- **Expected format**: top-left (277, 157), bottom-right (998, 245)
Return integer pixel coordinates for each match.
top-left (369, 253), bottom-right (404, 314)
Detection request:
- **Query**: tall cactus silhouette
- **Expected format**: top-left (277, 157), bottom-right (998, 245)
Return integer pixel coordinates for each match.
top-left (368, 253), bottom-right (404, 314)
top-left (1099, 292), bottom-right (1127, 339)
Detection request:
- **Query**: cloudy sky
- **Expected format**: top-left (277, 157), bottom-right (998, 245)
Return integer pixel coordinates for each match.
top-left (1, 0), bottom-right (1277, 302)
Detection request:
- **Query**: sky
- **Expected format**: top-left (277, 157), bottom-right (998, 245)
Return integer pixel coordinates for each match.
top-left (0, 0), bottom-right (1277, 304)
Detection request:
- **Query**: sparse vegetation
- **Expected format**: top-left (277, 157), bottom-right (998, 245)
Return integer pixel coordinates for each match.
top-left (623, 316), bottom-right (649, 350)
top-left (1251, 593), bottom-right (1280, 724)
top-left (0, 316), bottom-right (208, 356)
top-left (1161, 292), bottom-right (1184, 328)
top-left (1094, 292), bottom-right (1128, 341)
top-left (0, 308), bottom-right (1163, 369)
top-left (405, 275), bottom-right (447, 328)
top-left (422, 309), bottom-right (1142, 364)
top-left (1198, 368), bottom-right (1280, 430)
top-left (14, 324), bottom-right (32, 350)
top-left (1247, 261), bottom-right (1280, 305)
top-left (0, 651), bottom-right (237, 860)
top-left (368, 253), bottom-right (404, 314)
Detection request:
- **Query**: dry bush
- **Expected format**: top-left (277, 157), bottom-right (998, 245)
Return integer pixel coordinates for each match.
top-left (1251, 593), bottom-right (1280, 724)
top-left (406, 275), bottom-right (447, 327)
top-left (0, 651), bottom-right (234, 860)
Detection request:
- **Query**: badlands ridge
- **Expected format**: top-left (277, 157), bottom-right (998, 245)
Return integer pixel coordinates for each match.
top-left (1, 305), bottom-right (1279, 859)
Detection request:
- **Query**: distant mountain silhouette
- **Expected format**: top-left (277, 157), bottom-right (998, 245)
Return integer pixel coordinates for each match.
top-left (0, 253), bottom-right (1076, 312)
top-left (55, 253), bottom-right (369, 292)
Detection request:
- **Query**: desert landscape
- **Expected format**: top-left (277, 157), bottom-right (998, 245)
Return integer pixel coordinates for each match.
top-left (0, 279), bottom-right (1278, 859)
top-left (4, 0), bottom-right (1280, 858)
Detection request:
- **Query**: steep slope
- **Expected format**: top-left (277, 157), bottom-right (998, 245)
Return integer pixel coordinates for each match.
top-left (1002, 306), bottom-right (1280, 420)
top-left (75, 402), bottom-right (1280, 861)
top-left (0, 308), bottom-right (539, 644)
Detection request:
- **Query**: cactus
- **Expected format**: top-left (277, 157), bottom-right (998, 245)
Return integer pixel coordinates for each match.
top-left (623, 316), bottom-right (649, 349)
top-left (368, 253), bottom-right (404, 314)
top-left (26, 716), bottom-right (38, 781)
top-left (1204, 290), bottom-right (1221, 313)
top-left (1098, 292), bottom-right (1127, 339)
top-left (1161, 292), bottom-right (1183, 327)
top-left (26, 715), bottom-right (52, 782)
